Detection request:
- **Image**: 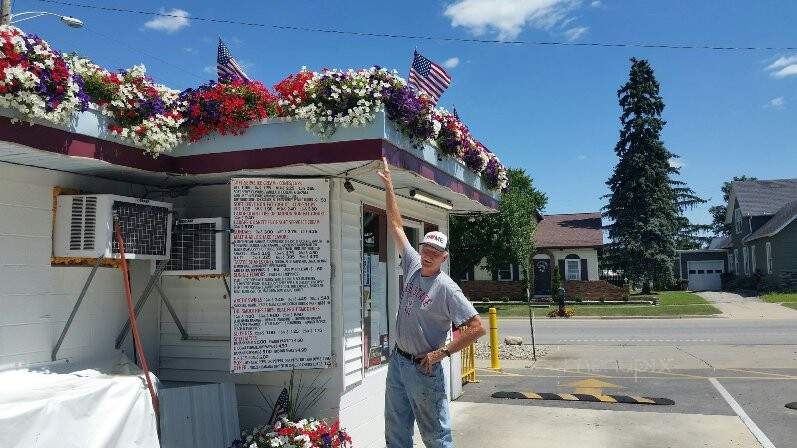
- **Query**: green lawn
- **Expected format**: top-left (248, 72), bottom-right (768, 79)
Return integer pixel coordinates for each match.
top-left (760, 293), bottom-right (797, 303)
top-left (782, 302), bottom-right (797, 310)
top-left (477, 291), bottom-right (720, 318)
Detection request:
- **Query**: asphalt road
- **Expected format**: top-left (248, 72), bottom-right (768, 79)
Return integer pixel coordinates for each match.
top-left (498, 317), bottom-right (797, 346)
top-left (454, 316), bottom-right (797, 447)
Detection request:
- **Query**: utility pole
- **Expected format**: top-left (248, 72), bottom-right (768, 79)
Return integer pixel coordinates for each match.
top-left (1, 0), bottom-right (11, 25)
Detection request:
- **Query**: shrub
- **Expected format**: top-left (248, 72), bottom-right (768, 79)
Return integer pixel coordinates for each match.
top-left (551, 264), bottom-right (561, 296)
top-left (757, 274), bottom-right (782, 294)
top-left (547, 306), bottom-right (575, 318)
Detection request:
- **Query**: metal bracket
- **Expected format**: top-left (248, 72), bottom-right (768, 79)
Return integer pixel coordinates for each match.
top-left (114, 260), bottom-right (169, 349)
top-left (156, 278), bottom-right (231, 342)
top-left (52, 256), bottom-right (104, 361)
top-left (222, 275), bottom-right (231, 297)
top-left (155, 282), bottom-right (189, 340)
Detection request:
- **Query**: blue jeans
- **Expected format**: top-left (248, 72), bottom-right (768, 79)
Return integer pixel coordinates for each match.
top-left (385, 351), bottom-right (453, 448)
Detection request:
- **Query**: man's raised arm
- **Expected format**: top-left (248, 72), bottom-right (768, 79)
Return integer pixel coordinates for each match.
top-left (376, 156), bottom-right (410, 250)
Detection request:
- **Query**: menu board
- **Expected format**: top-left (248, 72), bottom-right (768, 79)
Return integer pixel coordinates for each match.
top-left (230, 178), bottom-right (332, 373)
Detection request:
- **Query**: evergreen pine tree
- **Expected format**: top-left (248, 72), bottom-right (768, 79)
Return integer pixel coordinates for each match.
top-left (604, 58), bottom-right (696, 293)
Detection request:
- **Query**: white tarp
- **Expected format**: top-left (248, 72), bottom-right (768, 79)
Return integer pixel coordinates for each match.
top-left (0, 355), bottom-right (160, 448)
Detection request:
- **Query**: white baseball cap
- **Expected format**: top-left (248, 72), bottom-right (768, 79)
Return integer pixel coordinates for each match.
top-left (421, 231), bottom-right (448, 251)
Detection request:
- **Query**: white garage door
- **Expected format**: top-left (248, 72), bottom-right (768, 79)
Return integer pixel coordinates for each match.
top-left (687, 260), bottom-right (724, 291)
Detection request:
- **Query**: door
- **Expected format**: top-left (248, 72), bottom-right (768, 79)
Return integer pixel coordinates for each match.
top-left (687, 260), bottom-right (723, 291)
top-left (533, 259), bottom-right (551, 296)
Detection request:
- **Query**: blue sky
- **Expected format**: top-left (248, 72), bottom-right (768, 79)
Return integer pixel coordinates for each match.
top-left (14, 0), bottom-right (797, 225)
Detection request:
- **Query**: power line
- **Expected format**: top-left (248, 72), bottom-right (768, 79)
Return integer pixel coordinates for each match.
top-left (34, 0), bottom-right (797, 52)
top-left (81, 25), bottom-right (206, 82)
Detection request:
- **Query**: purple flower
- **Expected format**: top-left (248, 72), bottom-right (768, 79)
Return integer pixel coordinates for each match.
top-left (462, 144), bottom-right (486, 172)
top-left (382, 84), bottom-right (435, 146)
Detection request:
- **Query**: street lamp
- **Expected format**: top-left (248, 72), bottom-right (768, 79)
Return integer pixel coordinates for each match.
top-left (10, 11), bottom-right (84, 28)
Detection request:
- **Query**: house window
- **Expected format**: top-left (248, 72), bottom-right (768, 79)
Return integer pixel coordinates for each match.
top-left (497, 264), bottom-right (514, 282)
top-left (743, 246), bottom-right (749, 276)
top-left (565, 259), bottom-right (581, 281)
top-left (751, 245), bottom-right (757, 273)
top-left (362, 209), bottom-right (389, 369)
top-left (766, 242), bottom-right (773, 274)
top-left (734, 249), bottom-right (739, 273)
top-left (734, 209), bottom-right (742, 234)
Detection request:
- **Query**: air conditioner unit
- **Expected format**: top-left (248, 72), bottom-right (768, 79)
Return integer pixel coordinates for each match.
top-left (54, 194), bottom-right (173, 260)
top-left (160, 218), bottom-right (229, 276)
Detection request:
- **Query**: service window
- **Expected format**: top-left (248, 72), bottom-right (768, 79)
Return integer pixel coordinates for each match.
top-left (362, 209), bottom-right (389, 368)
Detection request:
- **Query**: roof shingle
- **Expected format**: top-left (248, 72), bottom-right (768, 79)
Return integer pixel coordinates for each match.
top-left (733, 179), bottom-right (797, 217)
top-left (535, 212), bottom-right (603, 248)
top-left (745, 200), bottom-right (797, 242)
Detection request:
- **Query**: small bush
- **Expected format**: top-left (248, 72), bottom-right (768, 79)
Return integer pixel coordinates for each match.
top-left (720, 273), bottom-right (735, 290)
top-left (757, 274), bottom-right (782, 294)
top-left (547, 306), bottom-right (575, 318)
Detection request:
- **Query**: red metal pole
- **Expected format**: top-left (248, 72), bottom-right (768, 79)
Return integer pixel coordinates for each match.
top-left (114, 221), bottom-right (160, 418)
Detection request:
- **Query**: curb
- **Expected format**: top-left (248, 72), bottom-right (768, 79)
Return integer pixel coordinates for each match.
top-left (491, 314), bottom-right (722, 320)
top-left (492, 391), bottom-right (675, 405)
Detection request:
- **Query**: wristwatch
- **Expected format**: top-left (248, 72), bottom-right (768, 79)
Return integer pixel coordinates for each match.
top-left (441, 348), bottom-right (451, 358)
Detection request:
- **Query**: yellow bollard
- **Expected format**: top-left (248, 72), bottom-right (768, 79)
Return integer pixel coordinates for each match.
top-left (488, 307), bottom-right (501, 370)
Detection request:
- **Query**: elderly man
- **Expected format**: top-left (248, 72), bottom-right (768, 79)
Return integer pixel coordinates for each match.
top-left (377, 157), bottom-right (486, 448)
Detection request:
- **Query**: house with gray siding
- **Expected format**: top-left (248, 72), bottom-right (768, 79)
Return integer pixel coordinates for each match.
top-left (724, 179), bottom-right (797, 289)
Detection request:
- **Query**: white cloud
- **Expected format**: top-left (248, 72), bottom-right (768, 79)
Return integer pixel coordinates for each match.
top-left (564, 26), bottom-right (588, 41)
top-left (202, 65), bottom-right (215, 75)
top-left (183, 47), bottom-right (197, 54)
top-left (766, 55), bottom-right (797, 71)
top-left (143, 8), bottom-right (190, 33)
top-left (443, 57), bottom-right (460, 69)
top-left (444, 0), bottom-right (581, 40)
top-left (590, 0), bottom-right (603, 7)
top-left (766, 96), bottom-right (785, 109)
top-left (771, 65), bottom-right (797, 79)
top-left (764, 54), bottom-right (797, 79)
top-left (668, 157), bottom-right (684, 169)
top-left (576, 154), bottom-right (587, 160)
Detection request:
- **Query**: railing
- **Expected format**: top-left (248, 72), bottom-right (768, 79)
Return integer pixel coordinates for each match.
top-left (460, 342), bottom-right (478, 384)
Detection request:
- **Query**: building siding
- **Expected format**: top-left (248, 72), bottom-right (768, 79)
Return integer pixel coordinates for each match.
top-left (772, 219), bottom-right (797, 274)
top-left (0, 161), bottom-right (159, 371)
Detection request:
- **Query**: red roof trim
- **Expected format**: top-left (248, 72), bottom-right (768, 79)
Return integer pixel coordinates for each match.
top-left (0, 117), bottom-right (498, 209)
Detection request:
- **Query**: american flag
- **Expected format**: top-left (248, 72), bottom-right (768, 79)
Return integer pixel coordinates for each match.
top-left (217, 38), bottom-right (250, 81)
top-left (268, 387), bottom-right (290, 425)
top-left (408, 50), bottom-right (451, 104)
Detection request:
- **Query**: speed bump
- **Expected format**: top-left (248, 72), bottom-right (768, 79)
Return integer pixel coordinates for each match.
top-left (492, 391), bottom-right (675, 406)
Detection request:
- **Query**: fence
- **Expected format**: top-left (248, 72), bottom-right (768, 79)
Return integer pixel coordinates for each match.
top-left (460, 342), bottom-right (477, 384)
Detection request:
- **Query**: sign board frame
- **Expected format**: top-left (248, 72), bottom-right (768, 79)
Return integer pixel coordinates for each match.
top-left (229, 177), bottom-right (332, 373)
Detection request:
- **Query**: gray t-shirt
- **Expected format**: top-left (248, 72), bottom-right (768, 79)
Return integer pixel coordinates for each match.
top-left (395, 240), bottom-right (478, 356)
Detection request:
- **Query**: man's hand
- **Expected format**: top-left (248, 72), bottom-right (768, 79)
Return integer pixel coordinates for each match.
top-left (377, 156), bottom-right (392, 188)
top-left (419, 350), bottom-right (446, 375)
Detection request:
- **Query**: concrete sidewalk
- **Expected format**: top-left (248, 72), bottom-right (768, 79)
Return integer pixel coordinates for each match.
top-left (698, 291), bottom-right (797, 319)
top-left (416, 401), bottom-right (760, 448)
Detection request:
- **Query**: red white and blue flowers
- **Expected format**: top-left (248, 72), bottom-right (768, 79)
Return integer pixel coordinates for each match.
top-left (230, 418), bottom-right (352, 448)
top-left (0, 25), bottom-right (508, 190)
top-left (0, 25), bottom-right (88, 124)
